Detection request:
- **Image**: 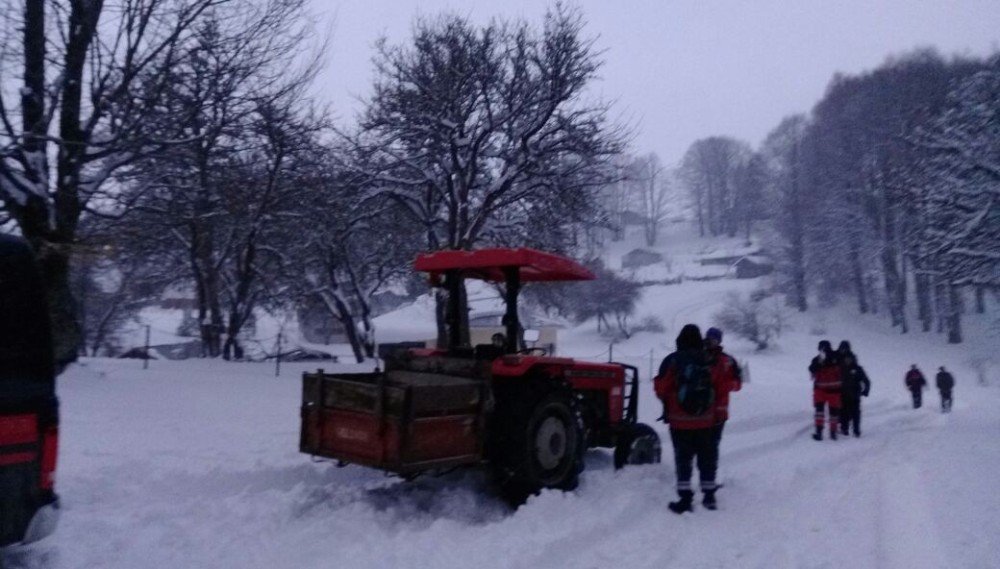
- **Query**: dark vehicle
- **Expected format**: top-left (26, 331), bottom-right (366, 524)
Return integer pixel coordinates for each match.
top-left (300, 248), bottom-right (661, 502)
top-left (0, 235), bottom-right (60, 546)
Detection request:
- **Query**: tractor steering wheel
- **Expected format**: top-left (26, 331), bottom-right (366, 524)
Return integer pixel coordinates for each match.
top-left (517, 347), bottom-right (548, 356)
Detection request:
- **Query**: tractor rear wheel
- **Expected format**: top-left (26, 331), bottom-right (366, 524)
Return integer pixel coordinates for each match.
top-left (493, 388), bottom-right (584, 503)
top-left (613, 422), bottom-right (661, 469)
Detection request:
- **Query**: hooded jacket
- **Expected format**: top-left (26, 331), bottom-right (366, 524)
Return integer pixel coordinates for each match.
top-left (654, 325), bottom-right (725, 430)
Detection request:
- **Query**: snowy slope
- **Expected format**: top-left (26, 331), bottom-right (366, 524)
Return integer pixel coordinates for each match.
top-left (4, 221), bottom-right (998, 569)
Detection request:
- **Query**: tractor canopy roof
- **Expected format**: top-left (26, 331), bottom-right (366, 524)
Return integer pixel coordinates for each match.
top-left (414, 248), bottom-right (594, 283)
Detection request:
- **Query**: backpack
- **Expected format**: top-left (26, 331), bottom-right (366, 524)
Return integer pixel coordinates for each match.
top-left (674, 352), bottom-right (714, 416)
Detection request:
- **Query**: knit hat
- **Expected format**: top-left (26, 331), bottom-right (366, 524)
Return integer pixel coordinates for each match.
top-left (706, 327), bottom-right (723, 342)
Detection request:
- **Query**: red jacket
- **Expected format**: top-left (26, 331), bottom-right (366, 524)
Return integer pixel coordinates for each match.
top-left (654, 351), bottom-right (729, 430)
top-left (809, 356), bottom-right (841, 392)
top-left (708, 346), bottom-right (741, 423)
top-left (905, 369), bottom-right (927, 390)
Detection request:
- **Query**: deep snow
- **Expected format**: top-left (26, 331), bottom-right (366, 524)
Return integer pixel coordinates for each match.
top-left (4, 223), bottom-right (999, 569)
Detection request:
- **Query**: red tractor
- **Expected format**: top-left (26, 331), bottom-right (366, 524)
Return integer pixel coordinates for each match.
top-left (300, 248), bottom-right (660, 502)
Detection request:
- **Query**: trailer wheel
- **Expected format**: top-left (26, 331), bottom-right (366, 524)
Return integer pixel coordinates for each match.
top-left (613, 423), bottom-right (661, 469)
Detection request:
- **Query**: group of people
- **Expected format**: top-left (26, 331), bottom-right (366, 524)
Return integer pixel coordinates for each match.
top-left (653, 324), bottom-right (742, 514)
top-left (808, 340), bottom-right (871, 440)
top-left (653, 324), bottom-right (961, 514)
top-left (904, 364), bottom-right (956, 412)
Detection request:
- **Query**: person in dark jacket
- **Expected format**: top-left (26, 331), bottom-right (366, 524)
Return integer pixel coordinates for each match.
top-left (809, 341), bottom-right (841, 440)
top-left (838, 353), bottom-right (870, 437)
top-left (837, 340), bottom-right (856, 364)
top-left (905, 365), bottom-right (927, 409)
top-left (935, 366), bottom-right (955, 413)
top-left (654, 324), bottom-right (726, 513)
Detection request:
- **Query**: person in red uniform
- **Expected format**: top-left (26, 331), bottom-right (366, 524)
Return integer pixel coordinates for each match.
top-left (905, 365), bottom-right (927, 409)
top-left (655, 324), bottom-right (728, 513)
top-left (809, 340), bottom-right (841, 441)
top-left (705, 327), bottom-right (741, 448)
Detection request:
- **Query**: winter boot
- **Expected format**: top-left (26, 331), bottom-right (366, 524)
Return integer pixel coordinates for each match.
top-left (830, 429), bottom-right (838, 441)
top-left (668, 491), bottom-right (694, 514)
top-left (812, 426), bottom-right (823, 441)
top-left (702, 490), bottom-right (717, 511)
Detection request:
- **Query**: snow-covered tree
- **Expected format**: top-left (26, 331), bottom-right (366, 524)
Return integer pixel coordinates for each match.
top-left (679, 137), bottom-right (754, 238)
top-left (349, 6), bottom-right (625, 344)
top-left (0, 0), bottom-right (226, 366)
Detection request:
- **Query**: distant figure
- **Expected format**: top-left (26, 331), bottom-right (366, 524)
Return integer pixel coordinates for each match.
top-left (809, 340), bottom-right (841, 441)
top-left (839, 353), bottom-right (870, 437)
top-left (655, 324), bottom-right (724, 514)
top-left (935, 366), bottom-right (955, 413)
top-left (904, 365), bottom-right (927, 409)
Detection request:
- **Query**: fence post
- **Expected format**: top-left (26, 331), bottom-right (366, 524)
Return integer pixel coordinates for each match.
top-left (648, 348), bottom-right (654, 382)
top-left (275, 332), bottom-right (283, 378)
top-left (143, 325), bottom-right (151, 370)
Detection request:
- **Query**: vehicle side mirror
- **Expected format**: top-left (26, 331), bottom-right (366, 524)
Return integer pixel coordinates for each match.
top-left (523, 329), bottom-right (540, 343)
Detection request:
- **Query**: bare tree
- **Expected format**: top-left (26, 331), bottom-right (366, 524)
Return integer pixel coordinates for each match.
top-left (349, 6), bottom-right (626, 344)
top-left (679, 137), bottom-right (753, 238)
top-left (0, 0), bottom-right (227, 365)
top-left (119, 0), bottom-right (321, 358)
top-left (628, 153), bottom-right (671, 247)
top-left (761, 115), bottom-right (812, 312)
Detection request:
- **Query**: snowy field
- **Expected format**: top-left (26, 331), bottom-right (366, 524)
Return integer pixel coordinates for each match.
top-left (4, 224), bottom-right (999, 569)
top-left (4, 304), bottom-right (1000, 569)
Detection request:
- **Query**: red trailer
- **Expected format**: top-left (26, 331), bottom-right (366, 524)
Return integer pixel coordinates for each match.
top-left (300, 248), bottom-right (660, 501)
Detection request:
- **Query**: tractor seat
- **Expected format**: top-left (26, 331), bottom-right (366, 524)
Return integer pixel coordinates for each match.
top-left (474, 344), bottom-right (505, 360)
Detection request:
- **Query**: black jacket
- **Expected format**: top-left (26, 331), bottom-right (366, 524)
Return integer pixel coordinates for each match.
top-left (935, 371), bottom-right (955, 391)
top-left (841, 364), bottom-right (871, 398)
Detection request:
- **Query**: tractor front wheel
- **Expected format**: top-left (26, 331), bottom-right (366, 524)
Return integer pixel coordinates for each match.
top-left (613, 422), bottom-right (662, 469)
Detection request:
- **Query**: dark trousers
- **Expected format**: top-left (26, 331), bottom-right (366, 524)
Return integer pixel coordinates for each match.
top-left (910, 388), bottom-right (923, 409)
top-left (669, 428), bottom-right (718, 494)
top-left (840, 396), bottom-right (861, 435)
top-left (713, 421), bottom-right (726, 446)
top-left (940, 389), bottom-right (953, 412)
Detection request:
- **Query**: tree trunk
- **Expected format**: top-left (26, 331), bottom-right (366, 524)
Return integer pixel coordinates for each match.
top-left (915, 271), bottom-right (933, 332)
top-left (947, 285), bottom-right (962, 344)
top-left (849, 237), bottom-right (868, 314)
top-left (975, 286), bottom-right (985, 314)
top-left (38, 249), bottom-right (83, 369)
top-left (935, 281), bottom-right (946, 334)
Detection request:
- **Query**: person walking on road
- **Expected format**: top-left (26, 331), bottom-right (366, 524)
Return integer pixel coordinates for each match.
top-left (655, 324), bottom-right (726, 514)
top-left (809, 341), bottom-right (841, 440)
top-left (839, 353), bottom-right (870, 437)
top-left (935, 366), bottom-right (955, 413)
top-left (905, 365), bottom-right (927, 409)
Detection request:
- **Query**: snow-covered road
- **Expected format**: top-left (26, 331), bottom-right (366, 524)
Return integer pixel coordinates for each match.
top-left (3, 351), bottom-right (997, 569)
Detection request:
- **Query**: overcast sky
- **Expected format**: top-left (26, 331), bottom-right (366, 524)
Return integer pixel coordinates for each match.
top-left (308, 0), bottom-right (1000, 167)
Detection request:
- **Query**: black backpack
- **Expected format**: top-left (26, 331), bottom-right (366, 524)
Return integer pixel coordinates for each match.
top-left (674, 352), bottom-right (714, 416)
